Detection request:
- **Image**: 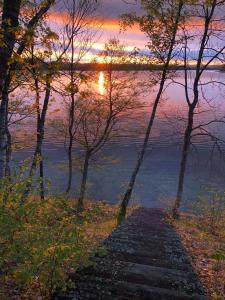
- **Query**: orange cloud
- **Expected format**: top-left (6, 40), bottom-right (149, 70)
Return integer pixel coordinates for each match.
top-left (47, 11), bottom-right (68, 25)
top-left (182, 16), bottom-right (225, 31)
top-left (47, 11), bottom-right (140, 32)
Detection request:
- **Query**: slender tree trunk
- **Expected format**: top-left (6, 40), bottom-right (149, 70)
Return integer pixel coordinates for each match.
top-left (31, 47), bottom-right (45, 200)
top-left (66, 93), bottom-right (75, 194)
top-left (5, 127), bottom-right (12, 178)
top-left (30, 79), bottom-right (50, 186)
top-left (117, 1), bottom-right (184, 224)
top-left (35, 75), bottom-right (45, 199)
top-left (21, 79), bottom-right (51, 203)
top-left (39, 149), bottom-right (45, 200)
top-left (0, 85), bottom-right (9, 178)
top-left (77, 151), bottom-right (90, 211)
top-left (67, 133), bottom-right (73, 193)
top-left (2, 124), bottom-right (12, 203)
top-left (66, 25), bottom-right (76, 194)
top-left (172, 2), bottom-right (216, 218)
top-left (67, 145), bottom-right (73, 193)
top-left (173, 107), bottom-right (194, 218)
top-left (117, 76), bottom-right (166, 224)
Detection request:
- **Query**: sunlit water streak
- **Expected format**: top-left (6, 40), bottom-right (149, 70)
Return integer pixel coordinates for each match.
top-left (98, 71), bottom-right (105, 95)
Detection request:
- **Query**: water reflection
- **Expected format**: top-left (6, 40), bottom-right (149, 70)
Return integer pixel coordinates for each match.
top-left (98, 71), bottom-right (105, 95)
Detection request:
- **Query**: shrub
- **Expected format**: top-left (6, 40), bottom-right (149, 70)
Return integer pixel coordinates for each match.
top-left (192, 189), bottom-right (225, 235)
top-left (0, 183), bottom-right (115, 299)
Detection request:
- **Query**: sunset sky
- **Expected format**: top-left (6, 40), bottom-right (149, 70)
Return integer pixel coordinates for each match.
top-left (96, 0), bottom-right (145, 51)
top-left (47, 0), bottom-right (225, 63)
top-left (48, 0), bottom-right (146, 61)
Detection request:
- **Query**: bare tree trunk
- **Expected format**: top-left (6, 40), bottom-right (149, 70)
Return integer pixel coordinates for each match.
top-left (34, 74), bottom-right (45, 199)
top-left (77, 151), bottom-right (90, 211)
top-left (29, 79), bottom-right (50, 187)
top-left (66, 26), bottom-right (76, 194)
top-left (172, 1), bottom-right (217, 218)
top-left (5, 127), bottom-right (12, 178)
top-left (39, 150), bottom-right (45, 200)
top-left (117, 1), bottom-right (184, 224)
top-left (2, 124), bottom-right (12, 204)
top-left (117, 71), bottom-right (168, 224)
top-left (67, 144), bottom-right (73, 194)
top-left (173, 108), bottom-right (194, 218)
top-left (66, 93), bottom-right (75, 194)
top-left (21, 79), bottom-right (51, 203)
top-left (0, 0), bottom-right (22, 178)
top-left (31, 43), bottom-right (46, 199)
top-left (0, 84), bottom-right (9, 178)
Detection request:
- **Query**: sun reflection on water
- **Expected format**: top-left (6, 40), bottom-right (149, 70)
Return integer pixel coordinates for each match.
top-left (99, 71), bottom-right (105, 95)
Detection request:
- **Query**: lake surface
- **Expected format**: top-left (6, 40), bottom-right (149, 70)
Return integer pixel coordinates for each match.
top-left (13, 71), bottom-right (225, 208)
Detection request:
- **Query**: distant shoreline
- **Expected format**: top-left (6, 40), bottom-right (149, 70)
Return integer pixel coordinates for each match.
top-left (46, 63), bottom-right (225, 72)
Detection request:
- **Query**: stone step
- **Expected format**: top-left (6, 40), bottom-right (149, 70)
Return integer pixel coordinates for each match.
top-left (54, 208), bottom-right (207, 300)
top-left (110, 228), bottom-right (177, 239)
top-left (104, 236), bottom-right (185, 253)
top-left (93, 251), bottom-right (193, 272)
top-left (71, 261), bottom-right (204, 295)
top-left (104, 242), bottom-right (190, 264)
top-left (108, 232), bottom-right (181, 243)
top-left (58, 277), bottom-right (207, 300)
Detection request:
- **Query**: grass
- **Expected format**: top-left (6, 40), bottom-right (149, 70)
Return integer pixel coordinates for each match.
top-left (173, 213), bottom-right (225, 300)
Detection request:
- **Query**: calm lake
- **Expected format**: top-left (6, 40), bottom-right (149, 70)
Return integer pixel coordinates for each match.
top-left (13, 70), bottom-right (225, 208)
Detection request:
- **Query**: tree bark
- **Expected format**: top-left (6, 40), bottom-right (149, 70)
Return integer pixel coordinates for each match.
top-left (172, 1), bottom-right (216, 218)
top-left (0, 0), bottom-right (22, 89)
top-left (39, 150), bottom-right (45, 200)
top-left (0, 81), bottom-right (10, 178)
top-left (33, 65), bottom-right (45, 200)
top-left (0, 0), bottom-right (22, 178)
top-left (66, 93), bottom-right (75, 194)
top-left (77, 151), bottom-right (90, 211)
top-left (66, 24), bottom-right (76, 194)
top-left (173, 108), bottom-right (194, 218)
top-left (117, 69), bottom-right (168, 224)
top-left (117, 1), bottom-right (184, 224)
top-left (21, 79), bottom-right (51, 203)
top-left (5, 126), bottom-right (12, 178)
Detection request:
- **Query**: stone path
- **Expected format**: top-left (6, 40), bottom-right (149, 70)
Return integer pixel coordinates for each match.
top-left (56, 208), bottom-right (208, 300)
